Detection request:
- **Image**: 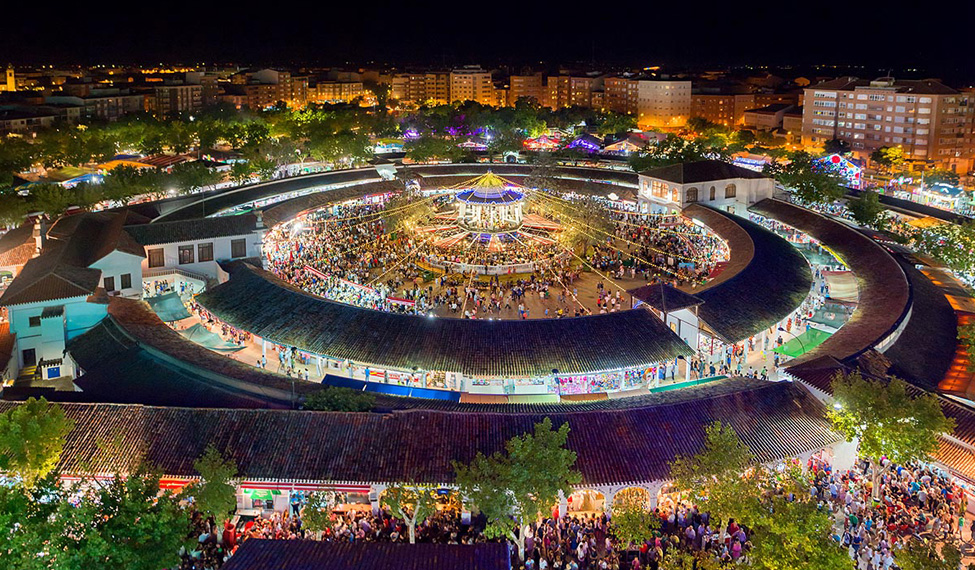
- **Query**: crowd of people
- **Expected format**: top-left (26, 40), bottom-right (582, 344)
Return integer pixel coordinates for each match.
top-left (175, 452), bottom-right (972, 570)
top-left (262, 194), bottom-right (727, 321)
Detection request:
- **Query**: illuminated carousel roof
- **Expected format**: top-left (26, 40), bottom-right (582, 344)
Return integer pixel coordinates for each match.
top-left (450, 171), bottom-right (525, 205)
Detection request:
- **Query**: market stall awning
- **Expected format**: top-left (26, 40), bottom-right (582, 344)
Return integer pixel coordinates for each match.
top-left (146, 292), bottom-right (191, 322)
top-left (774, 328), bottom-right (833, 358)
top-left (808, 304), bottom-right (851, 330)
top-left (823, 270), bottom-right (858, 304)
top-left (179, 323), bottom-right (245, 353)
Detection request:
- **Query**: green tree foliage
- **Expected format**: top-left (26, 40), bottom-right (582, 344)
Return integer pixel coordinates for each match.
top-left (893, 539), bottom-right (964, 570)
top-left (229, 161), bottom-right (255, 185)
top-left (302, 386), bottom-right (376, 412)
top-left (846, 190), bottom-right (888, 228)
top-left (669, 422), bottom-right (756, 527)
top-left (0, 397), bottom-right (74, 488)
top-left (300, 491), bottom-right (336, 537)
top-left (51, 468), bottom-right (191, 570)
top-left (959, 322), bottom-right (975, 373)
top-left (767, 151), bottom-right (846, 205)
top-left (910, 218), bottom-right (975, 273)
top-left (27, 183), bottom-right (77, 217)
top-left (169, 161), bottom-right (222, 195)
top-left (829, 372), bottom-right (954, 499)
top-left (870, 146), bottom-right (905, 171)
top-left (924, 167), bottom-right (961, 186)
top-left (628, 136), bottom-right (727, 172)
top-left (405, 135), bottom-right (464, 163)
top-left (184, 445), bottom-right (238, 520)
top-left (454, 417), bottom-right (580, 560)
top-left (0, 474), bottom-right (62, 569)
top-left (823, 138), bottom-right (851, 154)
top-left (609, 490), bottom-right (659, 549)
top-left (596, 112), bottom-right (637, 136)
top-left (382, 484), bottom-right (437, 543)
top-left (746, 496), bottom-right (851, 570)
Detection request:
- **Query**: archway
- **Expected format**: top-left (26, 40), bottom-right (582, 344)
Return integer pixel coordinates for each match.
top-left (656, 484), bottom-right (682, 514)
top-left (567, 489), bottom-right (606, 514)
top-left (613, 486), bottom-right (651, 511)
top-left (686, 187), bottom-right (699, 203)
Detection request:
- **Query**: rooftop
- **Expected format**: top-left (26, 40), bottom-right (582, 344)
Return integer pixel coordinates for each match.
top-left (197, 262), bottom-right (694, 378)
top-left (0, 380), bottom-right (837, 486)
top-left (222, 540), bottom-right (510, 570)
top-left (639, 160), bottom-right (769, 185)
top-left (124, 213), bottom-right (260, 246)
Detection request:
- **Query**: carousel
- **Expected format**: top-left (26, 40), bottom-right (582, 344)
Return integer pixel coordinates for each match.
top-left (454, 172), bottom-right (525, 232)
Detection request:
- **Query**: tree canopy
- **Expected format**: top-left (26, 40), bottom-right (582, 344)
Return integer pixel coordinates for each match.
top-left (0, 397), bottom-right (75, 488)
top-left (302, 386), bottom-right (376, 412)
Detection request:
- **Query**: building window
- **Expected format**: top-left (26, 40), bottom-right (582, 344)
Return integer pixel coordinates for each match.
top-left (28, 316), bottom-right (40, 327)
top-left (709, 186), bottom-right (716, 201)
top-left (725, 184), bottom-right (737, 199)
top-left (198, 242), bottom-right (214, 262)
top-left (121, 273), bottom-right (132, 290)
top-left (104, 276), bottom-right (115, 292)
top-left (178, 245), bottom-right (195, 265)
top-left (231, 239), bottom-right (247, 258)
top-left (22, 348), bottom-right (35, 367)
top-left (686, 188), bottom-right (699, 203)
top-left (148, 248), bottom-right (164, 268)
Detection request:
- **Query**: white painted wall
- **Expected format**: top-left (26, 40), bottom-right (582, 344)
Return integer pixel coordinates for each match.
top-left (141, 232), bottom-right (263, 281)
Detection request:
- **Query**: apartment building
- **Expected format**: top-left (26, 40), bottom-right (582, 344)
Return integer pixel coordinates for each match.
top-left (153, 84), bottom-right (203, 116)
top-left (690, 93), bottom-right (755, 127)
top-left (223, 69), bottom-right (309, 109)
top-left (508, 73), bottom-right (544, 105)
top-left (543, 75), bottom-right (571, 109)
top-left (313, 81), bottom-right (365, 104)
top-left (637, 80), bottom-right (692, 129)
top-left (449, 67), bottom-right (495, 105)
top-left (802, 77), bottom-right (973, 173)
top-left (390, 72), bottom-right (450, 105)
top-left (44, 88), bottom-right (146, 121)
top-left (604, 77), bottom-right (639, 115)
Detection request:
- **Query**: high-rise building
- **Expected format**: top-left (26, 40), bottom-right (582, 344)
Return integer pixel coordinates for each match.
top-left (313, 81), bottom-right (365, 104)
top-left (390, 72), bottom-right (450, 105)
top-left (637, 80), bottom-right (692, 129)
top-left (449, 67), bottom-right (495, 105)
top-left (801, 77), bottom-right (973, 173)
top-left (223, 69), bottom-right (309, 109)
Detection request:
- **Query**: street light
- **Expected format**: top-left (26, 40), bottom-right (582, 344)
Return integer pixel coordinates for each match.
top-left (777, 326), bottom-right (806, 356)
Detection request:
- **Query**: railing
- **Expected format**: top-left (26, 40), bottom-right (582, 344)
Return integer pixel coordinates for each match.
top-left (143, 266), bottom-right (217, 289)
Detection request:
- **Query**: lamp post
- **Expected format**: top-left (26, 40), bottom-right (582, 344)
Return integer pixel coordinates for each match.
top-left (777, 326), bottom-right (806, 357)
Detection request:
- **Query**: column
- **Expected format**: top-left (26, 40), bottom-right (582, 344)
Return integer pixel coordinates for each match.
top-left (262, 339), bottom-right (267, 357)
top-left (557, 490), bottom-right (568, 519)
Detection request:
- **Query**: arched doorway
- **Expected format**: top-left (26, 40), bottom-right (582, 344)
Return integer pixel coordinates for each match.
top-left (613, 487), bottom-right (651, 512)
top-left (656, 484), bottom-right (682, 514)
top-left (685, 187), bottom-right (699, 203)
top-left (567, 489), bottom-right (606, 514)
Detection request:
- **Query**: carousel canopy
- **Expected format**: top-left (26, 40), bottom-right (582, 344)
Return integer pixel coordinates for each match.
top-left (450, 171), bottom-right (525, 205)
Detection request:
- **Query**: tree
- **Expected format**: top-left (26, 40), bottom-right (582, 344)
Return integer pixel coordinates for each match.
top-left (302, 386), bottom-right (376, 412)
top-left (924, 167), bottom-right (961, 187)
top-left (0, 397), bottom-right (74, 488)
top-left (846, 190), bottom-right (888, 228)
top-left (746, 496), bottom-right (851, 570)
top-left (910, 218), bottom-right (975, 273)
top-left (669, 422), bottom-right (757, 528)
top-left (823, 138), bottom-right (851, 154)
top-left (229, 161), bottom-right (255, 185)
top-left (405, 135), bottom-right (463, 163)
top-left (382, 484), bottom-right (437, 543)
top-left (454, 417), bottom-right (580, 561)
top-left (828, 372), bottom-right (954, 500)
top-left (184, 445), bottom-right (238, 520)
top-left (169, 161), bottom-right (222, 195)
top-left (0, 474), bottom-right (62, 569)
top-left (770, 151), bottom-right (846, 205)
top-left (870, 146), bottom-right (905, 171)
top-left (301, 491), bottom-right (336, 538)
top-left (894, 538), bottom-right (963, 570)
top-left (609, 489), bottom-right (659, 549)
top-left (51, 468), bottom-right (191, 570)
top-left (28, 183), bottom-right (77, 217)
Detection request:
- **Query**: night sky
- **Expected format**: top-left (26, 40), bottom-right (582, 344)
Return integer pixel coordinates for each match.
top-left (4, 2), bottom-right (974, 78)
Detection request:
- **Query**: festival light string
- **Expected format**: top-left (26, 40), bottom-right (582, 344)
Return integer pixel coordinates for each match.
top-left (508, 231), bottom-right (591, 316)
top-left (527, 189), bottom-right (707, 263)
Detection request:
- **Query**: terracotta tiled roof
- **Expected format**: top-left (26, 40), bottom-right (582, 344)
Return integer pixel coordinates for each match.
top-left (0, 223), bottom-right (36, 267)
top-left (750, 199), bottom-right (910, 365)
top-left (222, 540), bottom-right (510, 570)
top-left (685, 205), bottom-right (812, 343)
top-left (639, 160), bottom-right (769, 184)
top-left (124, 214), bottom-right (260, 246)
top-left (0, 380), bottom-right (838, 486)
top-left (196, 262), bottom-right (695, 378)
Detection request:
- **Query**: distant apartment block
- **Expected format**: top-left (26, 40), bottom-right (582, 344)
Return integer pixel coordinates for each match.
top-left (637, 80), bottom-right (692, 129)
top-left (801, 77), bottom-right (974, 173)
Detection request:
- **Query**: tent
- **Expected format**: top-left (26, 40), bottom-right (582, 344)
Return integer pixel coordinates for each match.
top-left (179, 323), bottom-right (245, 353)
top-left (808, 304), bottom-right (851, 330)
top-left (146, 292), bottom-right (191, 322)
top-left (773, 328), bottom-right (833, 358)
top-left (823, 270), bottom-right (858, 304)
